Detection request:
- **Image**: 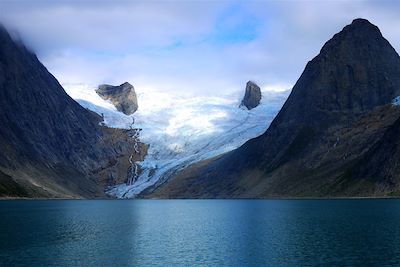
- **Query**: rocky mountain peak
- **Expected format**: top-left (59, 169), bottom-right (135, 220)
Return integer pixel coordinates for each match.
top-left (240, 81), bottom-right (262, 110)
top-left (320, 18), bottom-right (384, 56)
top-left (96, 82), bottom-right (138, 115)
top-left (277, 18), bottom-right (400, 129)
top-left (236, 18), bottom-right (400, 192)
top-left (149, 19), bottom-right (400, 198)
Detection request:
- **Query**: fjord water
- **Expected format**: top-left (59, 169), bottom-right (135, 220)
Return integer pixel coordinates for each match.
top-left (1, 200), bottom-right (400, 266)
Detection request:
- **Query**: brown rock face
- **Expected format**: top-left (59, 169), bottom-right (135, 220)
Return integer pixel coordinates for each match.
top-left (96, 82), bottom-right (138, 115)
top-left (146, 18), bottom-right (400, 198)
top-left (0, 25), bottom-right (141, 198)
top-left (240, 81), bottom-right (261, 110)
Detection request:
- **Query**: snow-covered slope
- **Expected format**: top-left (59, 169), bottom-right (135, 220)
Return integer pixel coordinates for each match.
top-left (64, 84), bottom-right (289, 198)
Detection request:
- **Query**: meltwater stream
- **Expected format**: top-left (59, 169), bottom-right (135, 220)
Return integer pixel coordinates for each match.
top-left (1, 199), bottom-right (400, 266)
top-left (64, 84), bottom-right (289, 198)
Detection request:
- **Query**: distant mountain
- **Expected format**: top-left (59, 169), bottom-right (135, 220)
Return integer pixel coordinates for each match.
top-left (148, 19), bottom-right (400, 198)
top-left (240, 81), bottom-right (261, 110)
top-left (0, 25), bottom-right (143, 198)
top-left (96, 82), bottom-right (138, 115)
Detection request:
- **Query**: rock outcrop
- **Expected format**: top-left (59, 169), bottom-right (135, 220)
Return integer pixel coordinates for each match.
top-left (0, 25), bottom-right (144, 198)
top-left (146, 19), bottom-right (400, 198)
top-left (96, 82), bottom-right (138, 115)
top-left (240, 81), bottom-right (261, 110)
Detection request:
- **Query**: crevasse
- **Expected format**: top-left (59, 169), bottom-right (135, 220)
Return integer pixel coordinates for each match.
top-left (64, 84), bottom-right (289, 198)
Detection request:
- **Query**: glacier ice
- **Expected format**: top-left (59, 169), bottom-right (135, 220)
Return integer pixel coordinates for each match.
top-left (64, 83), bottom-right (289, 198)
top-left (392, 96), bottom-right (400, 106)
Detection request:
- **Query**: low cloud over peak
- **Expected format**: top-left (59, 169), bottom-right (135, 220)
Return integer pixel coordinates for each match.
top-left (1, 0), bottom-right (399, 96)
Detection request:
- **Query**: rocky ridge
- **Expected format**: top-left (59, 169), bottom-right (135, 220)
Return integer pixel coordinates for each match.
top-left (0, 25), bottom-right (144, 198)
top-left (147, 19), bottom-right (400, 198)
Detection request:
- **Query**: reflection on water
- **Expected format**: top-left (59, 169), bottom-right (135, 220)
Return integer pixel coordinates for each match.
top-left (1, 200), bottom-right (400, 266)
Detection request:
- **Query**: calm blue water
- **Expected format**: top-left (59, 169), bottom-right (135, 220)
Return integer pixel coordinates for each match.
top-left (1, 199), bottom-right (400, 266)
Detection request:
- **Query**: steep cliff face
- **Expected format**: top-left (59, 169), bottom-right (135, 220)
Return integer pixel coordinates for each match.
top-left (96, 82), bottom-right (138, 115)
top-left (147, 19), bottom-right (400, 198)
top-left (240, 81), bottom-right (261, 110)
top-left (0, 25), bottom-right (141, 198)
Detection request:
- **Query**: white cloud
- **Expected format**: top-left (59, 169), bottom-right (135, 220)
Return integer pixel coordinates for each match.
top-left (0, 0), bottom-right (399, 96)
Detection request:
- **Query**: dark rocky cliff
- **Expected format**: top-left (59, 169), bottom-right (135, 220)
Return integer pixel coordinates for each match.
top-left (0, 25), bottom-right (142, 198)
top-left (147, 19), bottom-right (400, 198)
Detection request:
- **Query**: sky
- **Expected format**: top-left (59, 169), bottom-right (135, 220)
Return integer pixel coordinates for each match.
top-left (0, 0), bottom-right (399, 96)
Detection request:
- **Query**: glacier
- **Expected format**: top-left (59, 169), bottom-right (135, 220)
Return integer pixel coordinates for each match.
top-left (64, 84), bottom-right (289, 198)
top-left (392, 96), bottom-right (400, 106)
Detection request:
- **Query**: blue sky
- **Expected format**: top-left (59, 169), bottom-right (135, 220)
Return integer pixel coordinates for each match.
top-left (0, 0), bottom-right (399, 95)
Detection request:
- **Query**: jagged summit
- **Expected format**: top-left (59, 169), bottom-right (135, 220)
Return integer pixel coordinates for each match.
top-left (350, 18), bottom-right (380, 29)
top-left (96, 82), bottom-right (138, 115)
top-left (240, 81), bottom-right (262, 110)
top-left (345, 18), bottom-right (381, 34)
top-left (281, 18), bottom-right (400, 126)
top-left (320, 18), bottom-right (388, 56)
